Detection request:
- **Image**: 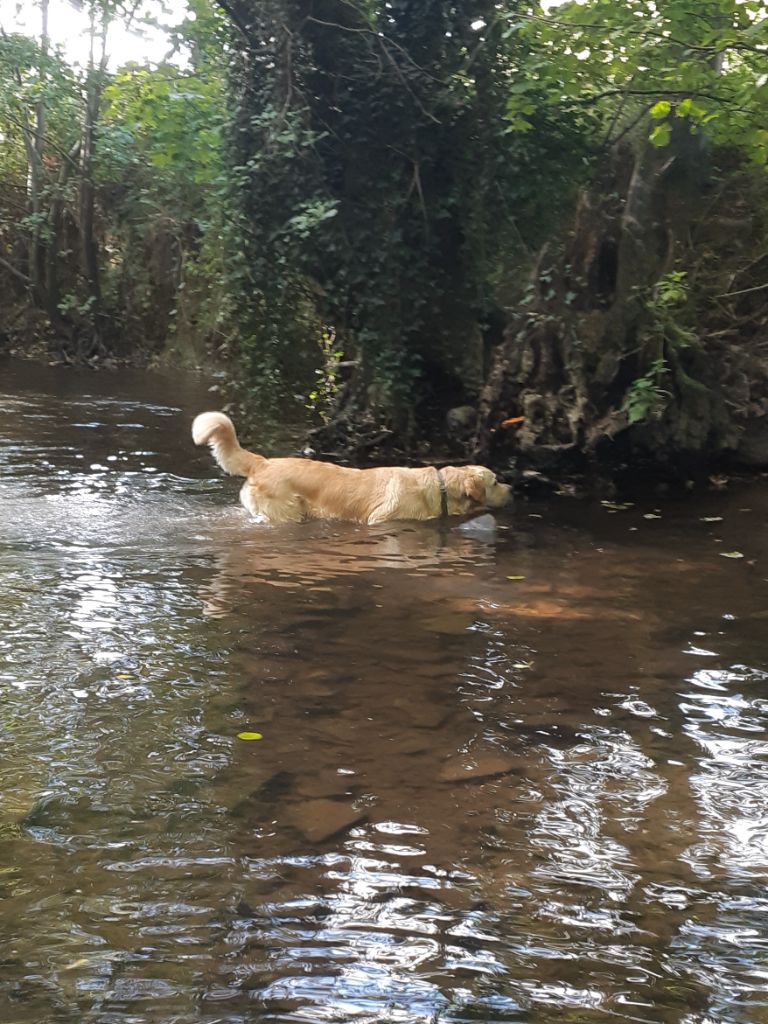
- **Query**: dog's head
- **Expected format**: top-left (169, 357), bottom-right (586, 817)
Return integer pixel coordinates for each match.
top-left (443, 465), bottom-right (512, 513)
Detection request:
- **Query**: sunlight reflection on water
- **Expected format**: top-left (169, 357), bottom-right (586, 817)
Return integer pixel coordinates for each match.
top-left (1, 358), bottom-right (768, 1023)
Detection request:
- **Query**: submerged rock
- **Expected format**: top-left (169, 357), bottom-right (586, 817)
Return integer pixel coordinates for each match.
top-left (286, 798), bottom-right (366, 843)
top-left (456, 514), bottom-right (498, 539)
top-left (439, 753), bottom-right (517, 783)
top-left (391, 694), bottom-right (450, 729)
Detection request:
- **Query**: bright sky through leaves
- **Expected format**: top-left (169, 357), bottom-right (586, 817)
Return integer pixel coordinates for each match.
top-left (0, 0), bottom-right (188, 68)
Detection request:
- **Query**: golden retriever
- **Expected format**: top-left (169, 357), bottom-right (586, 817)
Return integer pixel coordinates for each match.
top-left (192, 411), bottom-right (512, 525)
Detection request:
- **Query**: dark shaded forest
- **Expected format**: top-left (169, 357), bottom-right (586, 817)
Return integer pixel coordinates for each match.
top-left (2, 0), bottom-right (767, 482)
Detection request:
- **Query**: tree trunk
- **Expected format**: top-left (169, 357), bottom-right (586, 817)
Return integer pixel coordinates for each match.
top-left (16, 0), bottom-right (50, 306)
top-left (78, 7), bottom-right (108, 357)
top-left (473, 129), bottom-right (729, 477)
top-left (79, 81), bottom-right (102, 305)
top-left (30, 0), bottom-right (50, 299)
top-left (46, 141), bottom-right (81, 326)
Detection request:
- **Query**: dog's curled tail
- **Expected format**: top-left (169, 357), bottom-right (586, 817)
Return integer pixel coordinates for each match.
top-left (192, 411), bottom-right (263, 478)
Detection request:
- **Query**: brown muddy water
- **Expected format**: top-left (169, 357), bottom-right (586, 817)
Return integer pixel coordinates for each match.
top-left (1, 358), bottom-right (768, 1024)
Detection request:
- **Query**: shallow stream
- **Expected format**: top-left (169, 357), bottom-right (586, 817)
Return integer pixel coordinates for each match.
top-left (1, 359), bottom-right (767, 1024)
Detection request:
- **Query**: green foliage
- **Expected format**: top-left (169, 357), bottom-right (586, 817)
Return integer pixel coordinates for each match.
top-left (98, 55), bottom-right (227, 344)
top-left (221, 0), bottom-right (594, 427)
top-left (0, 31), bottom-right (81, 211)
top-left (306, 328), bottom-right (344, 424)
top-left (651, 271), bottom-right (689, 312)
top-left (520, 0), bottom-right (768, 164)
top-left (624, 359), bottom-right (670, 425)
top-left (1, 0), bottom-right (767, 460)
top-left (647, 270), bottom-right (698, 352)
top-left (101, 64), bottom-right (223, 187)
top-left (623, 271), bottom-right (699, 424)
top-left (217, 0), bottom-right (768, 435)
top-left (0, 0), bottom-right (229, 357)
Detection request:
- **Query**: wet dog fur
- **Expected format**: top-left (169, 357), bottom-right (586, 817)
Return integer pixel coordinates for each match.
top-left (192, 411), bottom-right (512, 525)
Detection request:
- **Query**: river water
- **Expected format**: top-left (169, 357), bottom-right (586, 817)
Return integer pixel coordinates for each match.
top-left (1, 358), bottom-right (767, 1024)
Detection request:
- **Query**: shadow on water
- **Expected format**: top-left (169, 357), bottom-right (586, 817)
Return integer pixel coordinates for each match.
top-left (1, 357), bottom-right (768, 1023)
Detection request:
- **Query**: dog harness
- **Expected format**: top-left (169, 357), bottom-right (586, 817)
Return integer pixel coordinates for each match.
top-left (435, 467), bottom-right (449, 517)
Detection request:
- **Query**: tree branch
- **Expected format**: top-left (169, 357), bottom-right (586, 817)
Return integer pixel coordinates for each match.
top-left (716, 281), bottom-right (768, 300)
top-left (605, 103), bottom-right (654, 149)
top-left (580, 88), bottom-right (734, 106)
top-left (1, 109), bottom-right (81, 173)
top-left (0, 254), bottom-right (31, 287)
top-left (520, 10), bottom-right (768, 57)
top-left (305, 15), bottom-right (446, 84)
top-left (215, 0), bottom-right (253, 46)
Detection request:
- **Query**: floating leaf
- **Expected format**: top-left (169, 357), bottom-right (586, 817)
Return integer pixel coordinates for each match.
top-left (720, 551), bottom-right (744, 559)
top-left (237, 731), bottom-right (263, 740)
top-left (644, 513), bottom-right (663, 519)
top-left (701, 516), bottom-right (723, 522)
top-left (63, 958), bottom-right (91, 971)
top-left (506, 575), bottom-right (526, 581)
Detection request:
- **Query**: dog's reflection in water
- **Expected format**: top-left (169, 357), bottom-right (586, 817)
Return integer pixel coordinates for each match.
top-left (198, 518), bottom-right (500, 618)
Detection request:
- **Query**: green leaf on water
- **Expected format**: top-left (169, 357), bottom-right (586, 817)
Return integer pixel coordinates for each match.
top-left (506, 575), bottom-right (526, 580)
top-left (720, 551), bottom-right (744, 559)
top-left (237, 731), bottom-right (264, 740)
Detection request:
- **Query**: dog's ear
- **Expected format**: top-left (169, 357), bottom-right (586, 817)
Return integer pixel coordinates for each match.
top-left (463, 468), bottom-right (487, 504)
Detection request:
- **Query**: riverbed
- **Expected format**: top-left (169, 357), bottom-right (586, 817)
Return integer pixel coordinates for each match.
top-left (1, 358), bottom-right (767, 1024)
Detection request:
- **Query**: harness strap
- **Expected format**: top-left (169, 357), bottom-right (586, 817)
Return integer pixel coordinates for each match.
top-left (435, 467), bottom-right (449, 518)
